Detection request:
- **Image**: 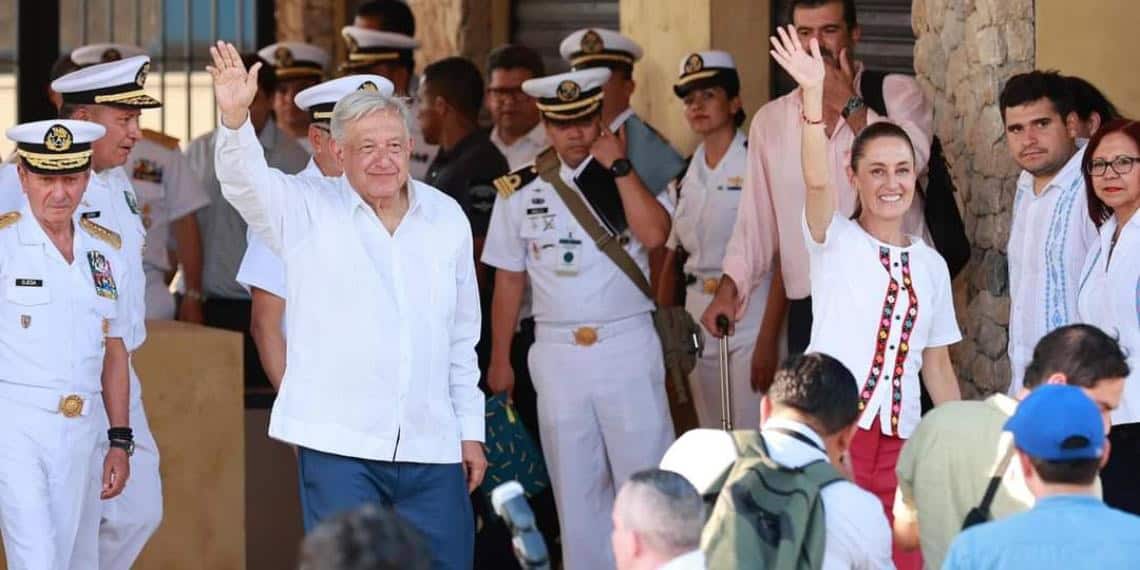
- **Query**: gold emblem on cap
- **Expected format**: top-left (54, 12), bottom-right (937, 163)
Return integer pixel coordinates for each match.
top-left (684, 53), bottom-right (704, 75)
top-left (580, 30), bottom-right (604, 54)
top-left (556, 80), bottom-right (581, 102)
top-left (44, 125), bottom-right (74, 152)
top-left (275, 46), bottom-right (295, 67)
top-left (359, 80), bottom-right (379, 92)
top-left (135, 62), bottom-right (150, 87)
top-left (102, 48), bottom-right (122, 62)
top-left (343, 30), bottom-right (360, 53)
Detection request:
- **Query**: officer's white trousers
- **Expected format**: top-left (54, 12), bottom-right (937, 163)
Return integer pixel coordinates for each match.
top-left (683, 277), bottom-right (770, 430)
top-left (529, 313), bottom-right (675, 570)
top-left (71, 365), bottom-right (163, 570)
top-left (0, 385), bottom-right (103, 570)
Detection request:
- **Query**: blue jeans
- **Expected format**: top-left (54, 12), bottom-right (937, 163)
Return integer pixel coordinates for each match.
top-left (297, 448), bottom-right (474, 570)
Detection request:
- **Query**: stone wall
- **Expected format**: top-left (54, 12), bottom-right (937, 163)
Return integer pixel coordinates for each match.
top-left (911, 0), bottom-right (1034, 398)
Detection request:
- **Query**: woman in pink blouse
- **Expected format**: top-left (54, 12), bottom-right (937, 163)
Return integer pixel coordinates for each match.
top-left (770, 25), bottom-right (962, 569)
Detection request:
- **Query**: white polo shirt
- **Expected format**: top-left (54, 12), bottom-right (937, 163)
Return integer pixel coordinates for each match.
top-left (1008, 144), bottom-right (1097, 394)
top-left (805, 213), bottom-right (961, 438)
top-left (1078, 213), bottom-right (1140, 426)
top-left (214, 118), bottom-right (483, 463)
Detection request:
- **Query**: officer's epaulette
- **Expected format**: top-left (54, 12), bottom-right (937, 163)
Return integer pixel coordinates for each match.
top-left (492, 164), bottom-right (539, 199)
top-left (0, 211), bottom-right (19, 231)
top-left (141, 128), bottom-right (180, 151)
top-left (79, 217), bottom-right (122, 250)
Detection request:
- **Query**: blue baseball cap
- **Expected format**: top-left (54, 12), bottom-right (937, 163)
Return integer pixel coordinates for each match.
top-left (1005, 384), bottom-right (1105, 461)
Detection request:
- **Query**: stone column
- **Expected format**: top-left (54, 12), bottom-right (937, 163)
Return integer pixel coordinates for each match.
top-left (277, 0), bottom-right (347, 66)
top-left (912, 0), bottom-right (1034, 397)
top-left (621, 0), bottom-right (772, 154)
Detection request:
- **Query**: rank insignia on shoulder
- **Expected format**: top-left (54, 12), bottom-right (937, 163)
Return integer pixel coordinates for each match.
top-left (131, 158), bottom-right (163, 183)
top-left (123, 190), bottom-right (141, 215)
top-left (493, 165), bottom-right (538, 199)
top-left (79, 217), bottom-right (122, 250)
top-left (0, 211), bottom-right (19, 231)
top-left (87, 251), bottom-right (118, 300)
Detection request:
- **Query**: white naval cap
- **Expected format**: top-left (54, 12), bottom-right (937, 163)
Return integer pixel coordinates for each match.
top-left (340, 26), bottom-right (419, 71)
top-left (257, 42), bottom-right (330, 80)
top-left (71, 43), bottom-right (147, 66)
top-left (294, 74), bottom-right (394, 123)
top-left (559, 28), bottom-right (643, 70)
top-left (522, 67), bottom-right (611, 123)
top-left (673, 50), bottom-right (741, 97)
top-left (52, 54), bottom-right (162, 109)
top-left (6, 119), bottom-right (107, 175)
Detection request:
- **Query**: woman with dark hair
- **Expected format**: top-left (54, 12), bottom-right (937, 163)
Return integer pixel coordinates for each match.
top-left (1065, 75), bottom-right (1121, 138)
top-left (1077, 118), bottom-right (1140, 516)
top-left (655, 50), bottom-right (774, 429)
top-left (770, 25), bottom-right (960, 569)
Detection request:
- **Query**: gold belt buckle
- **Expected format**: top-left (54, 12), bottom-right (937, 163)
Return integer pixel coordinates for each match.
top-left (59, 395), bottom-right (85, 418)
top-left (703, 278), bottom-right (718, 294)
top-left (573, 326), bottom-right (598, 347)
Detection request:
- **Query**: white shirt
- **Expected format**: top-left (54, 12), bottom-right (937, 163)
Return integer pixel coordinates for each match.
top-left (666, 132), bottom-right (749, 279)
top-left (214, 118), bottom-right (483, 462)
top-left (805, 213), bottom-right (960, 437)
top-left (481, 156), bottom-right (656, 325)
top-left (1078, 213), bottom-right (1140, 425)
top-left (0, 202), bottom-right (130, 393)
top-left (490, 122), bottom-right (549, 172)
top-left (235, 157), bottom-right (327, 301)
top-left (761, 419), bottom-right (895, 570)
top-left (127, 137), bottom-right (211, 319)
top-left (1008, 144), bottom-right (1097, 394)
top-left (609, 107), bottom-right (636, 132)
top-left (659, 549), bottom-right (706, 570)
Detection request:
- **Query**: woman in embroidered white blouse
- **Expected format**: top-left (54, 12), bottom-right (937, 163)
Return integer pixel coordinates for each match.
top-left (770, 25), bottom-right (962, 569)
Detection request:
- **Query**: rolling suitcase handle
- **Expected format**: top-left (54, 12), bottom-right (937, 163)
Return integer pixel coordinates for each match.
top-left (715, 315), bottom-right (733, 431)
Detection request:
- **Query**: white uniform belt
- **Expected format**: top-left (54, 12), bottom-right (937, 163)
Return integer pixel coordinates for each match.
top-left (0, 382), bottom-right (100, 417)
top-left (535, 312), bottom-right (652, 345)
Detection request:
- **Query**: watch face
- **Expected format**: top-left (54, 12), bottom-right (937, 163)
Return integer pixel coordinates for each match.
top-left (611, 159), bottom-right (632, 177)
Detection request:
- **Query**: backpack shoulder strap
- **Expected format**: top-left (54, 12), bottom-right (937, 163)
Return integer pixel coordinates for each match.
top-left (860, 69), bottom-right (889, 117)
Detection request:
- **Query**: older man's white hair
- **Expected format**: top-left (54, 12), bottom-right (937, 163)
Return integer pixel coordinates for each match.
top-left (329, 90), bottom-right (413, 144)
top-left (615, 469), bottom-right (706, 558)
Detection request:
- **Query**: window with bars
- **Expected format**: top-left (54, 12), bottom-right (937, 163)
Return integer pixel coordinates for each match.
top-left (0, 0), bottom-right (261, 157)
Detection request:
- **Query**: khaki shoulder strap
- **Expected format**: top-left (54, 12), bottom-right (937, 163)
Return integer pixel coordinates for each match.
top-left (535, 148), bottom-right (653, 300)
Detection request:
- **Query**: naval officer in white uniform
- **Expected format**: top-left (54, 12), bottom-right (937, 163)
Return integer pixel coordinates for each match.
top-left (51, 54), bottom-right (166, 570)
top-left (0, 119), bottom-right (132, 570)
top-left (236, 74), bottom-right (393, 389)
top-left (657, 51), bottom-right (769, 429)
top-left (482, 67), bottom-right (676, 570)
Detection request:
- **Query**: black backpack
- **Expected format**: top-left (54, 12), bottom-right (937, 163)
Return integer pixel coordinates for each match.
top-left (861, 71), bottom-right (971, 278)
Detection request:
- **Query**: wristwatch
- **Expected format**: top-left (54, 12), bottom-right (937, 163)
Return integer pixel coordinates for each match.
top-left (841, 94), bottom-right (865, 119)
top-left (610, 158), bottom-right (633, 178)
top-left (110, 439), bottom-right (135, 457)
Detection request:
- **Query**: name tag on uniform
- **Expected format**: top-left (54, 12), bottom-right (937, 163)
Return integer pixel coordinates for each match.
top-left (556, 236), bottom-right (582, 276)
top-left (81, 211), bottom-right (101, 219)
top-left (724, 176), bottom-right (743, 191)
top-left (14, 278), bottom-right (43, 287)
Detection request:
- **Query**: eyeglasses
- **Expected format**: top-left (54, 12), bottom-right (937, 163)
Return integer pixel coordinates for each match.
top-left (1086, 155), bottom-right (1140, 176)
top-left (486, 86), bottom-right (529, 101)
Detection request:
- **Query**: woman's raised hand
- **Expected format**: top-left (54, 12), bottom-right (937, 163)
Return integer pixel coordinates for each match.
top-left (769, 24), bottom-right (825, 92)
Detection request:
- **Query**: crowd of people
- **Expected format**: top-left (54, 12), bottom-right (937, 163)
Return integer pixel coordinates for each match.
top-left (0, 0), bottom-right (1138, 569)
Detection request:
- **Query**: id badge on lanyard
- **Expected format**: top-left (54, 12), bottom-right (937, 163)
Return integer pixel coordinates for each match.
top-left (557, 233), bottom-right (582, 276)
